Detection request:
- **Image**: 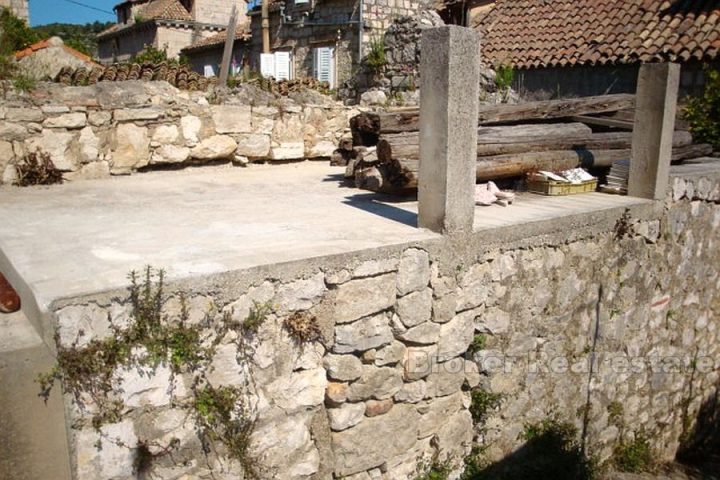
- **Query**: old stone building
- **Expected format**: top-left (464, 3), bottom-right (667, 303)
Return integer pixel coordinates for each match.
top-left (0, 0), bottom-right (28, 22)
top-left (97, 0), bottom-right (247, 63)
top-left (241, 0), bottom-right (436, 89)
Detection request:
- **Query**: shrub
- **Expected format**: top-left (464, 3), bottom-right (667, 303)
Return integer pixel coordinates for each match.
top-left (469, 389), bottom-right (502, 423)
top-left (14, 152), bottom-right (63, 186)
top-left (494, 64), bottom-right (514, 92)
top-left (11, 73), bottom-right (35, 92)
top-left (283, 311), bottom-right (322, 343)
top-left (684, 66), bottom-right (720, 151)
top-left (366, 37), bottom-right (387, 73)
top-left (0, 7), bottom-right (39, 80)
top-left (613, 432), bottom-right (655, 473)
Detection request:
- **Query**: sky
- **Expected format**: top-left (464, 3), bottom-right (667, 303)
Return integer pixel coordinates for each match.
top-left (30, 0), bottom-right (118, 26)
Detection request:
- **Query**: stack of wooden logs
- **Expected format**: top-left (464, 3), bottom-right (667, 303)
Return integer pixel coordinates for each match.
top-left (336, 94), bottom-right (713, 195)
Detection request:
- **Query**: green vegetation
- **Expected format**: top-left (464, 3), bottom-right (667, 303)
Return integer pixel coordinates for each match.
top-left (366, 37), bottom-right (387, 73)
top-left (494, 65), bottom-right (514, 92)
top-left (684, 66), bottom-right (720, 151)
top-left (0, 7), bottom-right (38, 79)
top-left (243, 301), bottom-right (272, 333)
top-left (32, 21), bottom-right (113, 58)
top-left (36, 267), bottom-right (211, 425)
top-left (194, 385), bottom-right (258, 478)
top-left (613, 432), bottom-right (655, 473)
top-left (414, 461), bottom-right (452, 480)
top-left (469, 389), bottom-right (502, 423)
top-left (131, 44), bottom-right (189, 66)
top-left (607, 401), bottom-right (624, 428)
top-left (467, 334), bottom-right (487, 355)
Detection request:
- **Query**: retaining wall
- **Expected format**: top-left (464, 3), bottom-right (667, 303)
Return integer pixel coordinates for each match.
top-left (44, 167), bottom-right (720, 479)
top-left (0, 81), bottom-right (355, 185)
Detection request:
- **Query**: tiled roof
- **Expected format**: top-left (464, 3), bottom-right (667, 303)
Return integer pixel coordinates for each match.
top-left (182, 25), bottom-right (252, 53)
top-left (137, 0), bottom-right (191, 22)
top-left (475, 0), bottom-right (720, 69)
top-left (14, 38), bottom-right (102, 67)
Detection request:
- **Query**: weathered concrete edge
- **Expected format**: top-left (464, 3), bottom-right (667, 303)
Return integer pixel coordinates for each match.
top-left (47, 198), bottom-right (660, 314)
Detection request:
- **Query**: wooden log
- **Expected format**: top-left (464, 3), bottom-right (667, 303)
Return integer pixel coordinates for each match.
top-left (377, 128), bottom-right (693, 163)
top-left (351, 94), bottom-right (636, 145)
top-left (366, 143), bottom-right (711, 193)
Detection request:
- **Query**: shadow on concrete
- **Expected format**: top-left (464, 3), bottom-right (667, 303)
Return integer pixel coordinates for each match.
top-left (342, 192), bottom-right (418, 227)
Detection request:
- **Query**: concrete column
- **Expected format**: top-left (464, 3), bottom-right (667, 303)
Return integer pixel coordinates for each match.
top-left (628, 63), bottom-right (680, 200)
top-left (418, 26), bottom-right (480, 234)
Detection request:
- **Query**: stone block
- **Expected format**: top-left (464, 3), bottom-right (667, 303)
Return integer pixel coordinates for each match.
top-left (190, 135), bottom-right (237, 160)
top-left (152, 124), bottom-right (180, 144)
top-left (274, 272), bottom-right (326, 312)
top-left (181, 115), bottom-right (202, 144)
top-left (397, 248), bottom-right (430, 296)
top-left (328, 402), bottom-right (366, 431)
top-left (396, 288), bottom-right (433, 327)
top-left (111, 123), bottom-right (149, 172)
top-left (151, 144), bottom-right (190, 164)
top-left (6, 107), bottom-right (44, 123)
top-left (332, 403), bottom-right (420, 476)
top-left (334, 273), bottom-right (396, 324)
top-left (335, 313), bottom-right (394, 354)
top-left (395, 321), bottom-right (440, 345)
top-left (265, 367), bottom-right (327, 413)
top-left (270, 141), bottom-right (305, 160)
top-left (365, 398), bottom-right (393, 417)
top-left (113, 108), bottom-right (162, 122)
top-left (324, 354), bottom-right (363, 382)
top-left (43, 112), bottom-right (86, 129)
top-left (235, 133), bottom-right (271, 158)
top-left (403, 344), bottom-right (438, 381)
top-left (26, 129), bottom-right (77, 171)
top-left (211, 105), bottom-right (252, 134)
top-left (437, 308), bottom-right (477, 361)
top-left (346, 365), bottom-right (403, 401)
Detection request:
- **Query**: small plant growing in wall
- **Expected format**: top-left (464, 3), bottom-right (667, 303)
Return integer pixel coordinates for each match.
top-left (283, 311), bottom-right (322, 343)
top-left (612, 431), bottom-right (655, 473)
top-left (494, 64), bottom-right (514, 102)
top-left (13, 151), bottom-right (63, 186)
top-left (366, 36), bottom-right (387, 73)
top-left (243, 301), bottom-right (273, 333)
top-left (469, 389), bottom-right (503, 424)
top-left (467, 334), bottom-right (487, 355)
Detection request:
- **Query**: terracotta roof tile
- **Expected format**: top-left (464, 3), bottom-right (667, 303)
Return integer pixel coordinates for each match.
top-left (476, 0), bottom-right (720, 68)
top-left (137, 0), bottom-right (191, 21)
top-left (14, 38), bottom-right (102, 67)
top-left (181, 24), bottom-right (252, 53)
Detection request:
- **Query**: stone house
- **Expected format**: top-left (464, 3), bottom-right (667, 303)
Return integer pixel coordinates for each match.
top-left (473, 0), bottom-right (720, 98)
top-left (182, 25), bottom-right (252, 76)
top-left (97, 0), bottom-right (247, 64)
top-left (238, 0), bottom-right (436, 89)
top-left (14, 37), bottom-right (102, 80)
top-left (0, 0), bottom-right (28, 22)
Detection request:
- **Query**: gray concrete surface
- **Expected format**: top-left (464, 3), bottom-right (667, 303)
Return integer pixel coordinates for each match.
top-left (0, 161), bottom-right (653, 319)
top-left (418, 26), bottom-right (480, 234)
top-left (0, 162), bottom-right (436, 314)
top-left (0, 311), bottom-right (72, 480)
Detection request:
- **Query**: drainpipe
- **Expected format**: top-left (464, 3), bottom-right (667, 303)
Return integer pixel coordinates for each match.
top-left (262, 0), bottom-right (270, 53)
top-left (358, 0), bottom-right (364, 63)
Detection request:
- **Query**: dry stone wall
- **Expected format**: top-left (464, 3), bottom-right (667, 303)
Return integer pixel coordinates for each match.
top-left (0, 81), bottom-right (356, 185)
top-left (47, 171), bottom-right (720, 479)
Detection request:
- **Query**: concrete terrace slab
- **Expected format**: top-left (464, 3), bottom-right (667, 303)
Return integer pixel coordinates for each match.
top-left (0, 163), bottom-right (437, 313)
top-left (0, 161), bottom-right (668, 317)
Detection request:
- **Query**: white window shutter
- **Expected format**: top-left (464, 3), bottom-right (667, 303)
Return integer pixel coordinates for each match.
top-left (274, 51), bottom-right (291, 80)
top-left (203, 64), bottom-right (216, 77)
top-left (260, 53), bottom-right (275, 78)
top-left (314, 46), bottom-right (334, 86)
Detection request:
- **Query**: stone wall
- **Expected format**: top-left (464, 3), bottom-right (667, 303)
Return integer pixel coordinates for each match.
top-left (44, 169), bottom-right (720, 479)
top-left (0, 81), bottom-right (355, 185)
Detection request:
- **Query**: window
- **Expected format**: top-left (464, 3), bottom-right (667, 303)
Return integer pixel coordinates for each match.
top-left (313, 46), bottom-right (335, 87)
top-left (260, 52), bottom-right (293, 80)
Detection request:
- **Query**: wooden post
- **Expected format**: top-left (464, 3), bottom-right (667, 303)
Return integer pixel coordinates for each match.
top-left (262, 0), bottom-right (270, 54)
top-left (628, 63), bottom-right (680, 200)
top-left (218, 5), bottom-right (238, 87)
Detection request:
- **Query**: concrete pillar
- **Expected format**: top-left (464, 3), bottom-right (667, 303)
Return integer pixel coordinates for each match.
top-left (418, 26), bottom-right (480, 234)
top-left (628, 63), bottom-right (680, 200)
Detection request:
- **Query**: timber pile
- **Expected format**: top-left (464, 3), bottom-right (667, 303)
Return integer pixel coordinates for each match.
top-left (337, 94), bottom-right (713, 194)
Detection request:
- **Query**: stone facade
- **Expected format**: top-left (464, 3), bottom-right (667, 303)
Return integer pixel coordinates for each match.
top-left (0, 0), bottom-right (28, 22)
top-left (97, 0), bottom-right (246, 64)
top-left (0, 81), bottom-right (355, 184)
top-left (246, 0), bottom-right (435, 90)
top-left (45, 170), bottom-right (720, 479)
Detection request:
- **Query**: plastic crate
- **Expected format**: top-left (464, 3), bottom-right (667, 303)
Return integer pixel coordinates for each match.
top-left (526, 175), bottom-right (598, 196)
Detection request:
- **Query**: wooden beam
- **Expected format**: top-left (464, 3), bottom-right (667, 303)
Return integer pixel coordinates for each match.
top-left (218, 5), bottom-right (238, 88)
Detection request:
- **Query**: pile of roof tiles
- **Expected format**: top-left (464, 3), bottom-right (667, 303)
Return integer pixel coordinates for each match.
top-left (54, 62), bottom-right (216, 91)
